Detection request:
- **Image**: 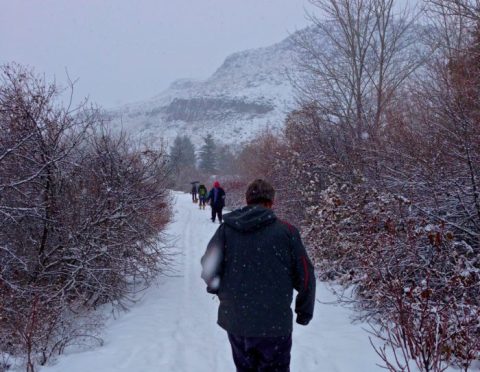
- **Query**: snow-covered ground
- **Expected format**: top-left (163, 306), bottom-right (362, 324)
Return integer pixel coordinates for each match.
top-left (40, 192), bottom-right (387, 372)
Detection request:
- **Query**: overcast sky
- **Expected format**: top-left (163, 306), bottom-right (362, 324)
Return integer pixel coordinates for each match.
top-left (1, 0), bottom-right (313, 108)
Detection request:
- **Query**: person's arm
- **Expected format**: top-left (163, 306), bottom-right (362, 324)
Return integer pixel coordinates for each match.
top-left (220, 189), bottom-right (226, 207)
top-left (200, 224), bottom-right (225, 294)
top-left (291, 228), bottom-right (316, 325)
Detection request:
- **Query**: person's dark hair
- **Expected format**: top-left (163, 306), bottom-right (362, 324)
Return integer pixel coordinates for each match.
top-left (245, 179), bottom-right (275, 205)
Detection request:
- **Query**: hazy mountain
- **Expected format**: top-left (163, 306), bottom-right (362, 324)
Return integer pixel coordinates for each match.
top-left (107, 31), bottom-right (298, 148)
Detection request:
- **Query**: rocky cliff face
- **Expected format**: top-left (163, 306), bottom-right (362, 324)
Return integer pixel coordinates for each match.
top-left (107, 31), bottom-right (298, 148)
top-left (161, 97), bottom-right (274, 122)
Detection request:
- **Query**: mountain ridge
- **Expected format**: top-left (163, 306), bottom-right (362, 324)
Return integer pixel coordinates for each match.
top-left (107, 30), bottom-right (300, 149)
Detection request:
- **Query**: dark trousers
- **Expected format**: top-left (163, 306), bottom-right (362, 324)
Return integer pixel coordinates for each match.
top-left (227, 333), bottom-right (292, 372)
top-left (211, 206), bottom-right (223, 222)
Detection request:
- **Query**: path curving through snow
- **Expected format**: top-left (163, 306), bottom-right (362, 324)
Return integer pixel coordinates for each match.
top-left (41, 192), bottom-right (385, 372)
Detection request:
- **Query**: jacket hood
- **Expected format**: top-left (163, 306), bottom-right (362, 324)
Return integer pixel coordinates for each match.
top-left (223, 205), bottom-right (276, 232)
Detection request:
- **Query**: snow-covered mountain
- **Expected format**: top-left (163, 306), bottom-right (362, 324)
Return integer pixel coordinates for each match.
top-left (107, 32), bottom-right (298, 148)
top-left (106, 20), bottom-right (429, 150)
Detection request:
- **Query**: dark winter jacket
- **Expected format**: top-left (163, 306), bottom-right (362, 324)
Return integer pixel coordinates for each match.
top-left (206, 187), bottom-right (226, 208)
top-left (200, 205), bottom-right (316, 337)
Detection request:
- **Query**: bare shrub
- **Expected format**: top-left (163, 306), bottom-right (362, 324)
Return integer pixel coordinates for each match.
top-left (227, 129), bottom-right (288, 213)
top-left (0, 64), bottom-right (172, 370)
top-left (262, 0), bottom-right (480, 368)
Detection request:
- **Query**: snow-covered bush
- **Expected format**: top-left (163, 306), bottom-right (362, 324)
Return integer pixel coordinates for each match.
top-left (265, 0), bottom-right (480, 367)
top-left (225, 128), bottom-right (291, 213)
top-left (220, 178), bottom-right (247, 209)
top-left (0, 64), bottom-right (172, 370)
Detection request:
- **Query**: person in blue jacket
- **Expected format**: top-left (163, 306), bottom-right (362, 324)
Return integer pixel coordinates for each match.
top-left (206, 181), bottom-right (226, 223)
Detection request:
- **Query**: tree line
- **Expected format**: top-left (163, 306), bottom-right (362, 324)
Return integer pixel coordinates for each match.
top-left (167, 133), bottom-right (237, 190)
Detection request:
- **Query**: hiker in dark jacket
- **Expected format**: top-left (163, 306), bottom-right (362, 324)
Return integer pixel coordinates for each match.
top-left (206, 181), bottom-right (226, 223)
top-left (191, 183), bottom-right (198, 203)
top-left (201, 179), bottom-right (316, 372)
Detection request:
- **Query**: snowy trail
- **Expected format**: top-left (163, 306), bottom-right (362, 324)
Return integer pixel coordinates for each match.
top-left (41, 192), bottom-right (385, 372)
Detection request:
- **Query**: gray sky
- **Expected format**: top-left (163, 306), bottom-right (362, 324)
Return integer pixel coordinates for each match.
top-left (1, 0), bottom-right (313, 108)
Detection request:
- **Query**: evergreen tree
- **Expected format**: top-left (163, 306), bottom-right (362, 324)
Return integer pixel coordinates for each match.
top-left (169, 135), bottom-right (196, 170)
top-left (199, 133), bottom-right (217, 173)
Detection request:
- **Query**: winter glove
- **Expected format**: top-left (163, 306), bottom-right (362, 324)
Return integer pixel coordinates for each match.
top-left (296, 314), bottom-right (311, 325)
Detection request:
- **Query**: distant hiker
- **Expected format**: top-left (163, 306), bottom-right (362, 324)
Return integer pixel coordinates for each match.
top-left (191, 183), bottom-right (198, 203)
top-left (198, 184), bottom-right (208, 210)
top-left (200, 179), bottom-right (316, 372)
top-left (206, 181), bottom-right (225, 223)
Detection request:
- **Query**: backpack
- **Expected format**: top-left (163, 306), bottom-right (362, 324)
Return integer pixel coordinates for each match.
top-left (198, 185), bottom-right (207, 197)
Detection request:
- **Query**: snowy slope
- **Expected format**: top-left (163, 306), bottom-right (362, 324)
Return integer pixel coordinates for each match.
top-left (40, 193), bottom-right (390, 372)
top-left (107, 34), bottom-right (298, 148)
